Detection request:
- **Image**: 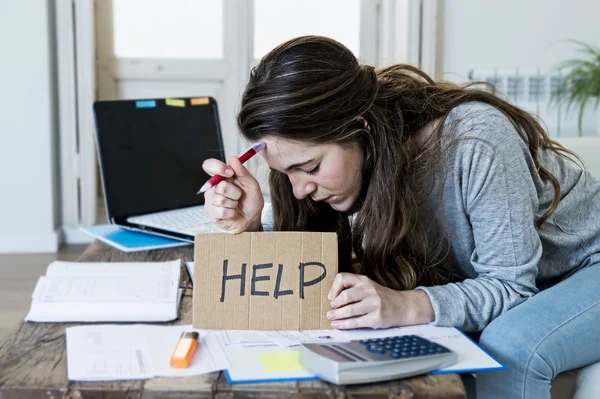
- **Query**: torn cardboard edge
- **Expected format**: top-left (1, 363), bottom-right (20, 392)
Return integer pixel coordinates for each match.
top-left (193, 232), bottom-right (338, 330)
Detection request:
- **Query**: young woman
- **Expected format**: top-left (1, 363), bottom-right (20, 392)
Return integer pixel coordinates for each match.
top-left (202, 36), bottom-right (600, 397)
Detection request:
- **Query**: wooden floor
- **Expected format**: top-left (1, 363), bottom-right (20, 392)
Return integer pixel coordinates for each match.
top-left (0, 244), bottom-right (88, 340)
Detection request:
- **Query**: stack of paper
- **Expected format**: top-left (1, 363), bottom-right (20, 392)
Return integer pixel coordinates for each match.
top-left (65, 323), bottom-right (504, 383)
top-left (25, 260), bottom-right (182, 322)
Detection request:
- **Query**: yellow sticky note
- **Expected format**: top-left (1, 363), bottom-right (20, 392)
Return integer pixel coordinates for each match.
top-left (257, 351), bottom-right (306, 373)
top-left (191, 97), bottom-right (209, 105)
top-left (166, 98), bottom-right (186, 107)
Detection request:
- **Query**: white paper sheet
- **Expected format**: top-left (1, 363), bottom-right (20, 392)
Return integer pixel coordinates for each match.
top-left (220, 330), bottom-right (274, 347)
top-left (66, 324), bottom-right (229, 381)
top-left (260, 329), bottom-right (349, 347)
top-left (66, 325), bottom-right (154, 381)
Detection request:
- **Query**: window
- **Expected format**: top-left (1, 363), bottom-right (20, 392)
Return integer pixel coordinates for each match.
top-left (253, 0), bottom-right (361, 60)
top-left (112, 0), bottom-right (224, 59)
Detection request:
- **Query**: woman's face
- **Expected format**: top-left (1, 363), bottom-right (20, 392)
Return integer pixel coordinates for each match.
top-left (261, 136), bottom-right (364, 212)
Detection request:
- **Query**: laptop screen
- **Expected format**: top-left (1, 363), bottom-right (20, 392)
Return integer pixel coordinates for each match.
top-left (93, 97), bottom-right (226, 221)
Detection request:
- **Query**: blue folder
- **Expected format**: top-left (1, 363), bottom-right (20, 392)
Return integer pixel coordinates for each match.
top-left (81, 225), bottom-right (191, 252)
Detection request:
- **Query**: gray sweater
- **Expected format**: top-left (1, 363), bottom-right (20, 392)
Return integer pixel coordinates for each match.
top-left (416, 102), bottom-right (600, 332)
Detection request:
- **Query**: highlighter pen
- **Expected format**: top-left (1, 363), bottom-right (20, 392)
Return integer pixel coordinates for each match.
top-left (170, 331), bottom-right (199, 368)
top-left (197, 141), bottom-right (266, 194)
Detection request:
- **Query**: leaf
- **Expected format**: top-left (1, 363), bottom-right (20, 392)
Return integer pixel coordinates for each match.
top-left (577, 96), bottom-right (590, 135)
top-left (567, 39), bottom-right (600, 57)
top-left (552, 40), bottom-right (600, 134)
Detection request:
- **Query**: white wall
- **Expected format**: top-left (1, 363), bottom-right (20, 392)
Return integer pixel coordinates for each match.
top-left (0, 0), bottom-right (60, 252)
top-left (439, 0), bottom-right (600, 81)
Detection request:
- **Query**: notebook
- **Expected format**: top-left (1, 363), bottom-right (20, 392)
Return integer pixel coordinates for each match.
top-left (93, 97), bottom-right (226, 243)
top-left (25, 260), bottom-right (182, 322)
top-left (81, 224), bottom-right (191, 252)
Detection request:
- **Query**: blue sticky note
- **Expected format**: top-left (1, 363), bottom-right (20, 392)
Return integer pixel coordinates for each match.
top-left (136, 100), bottom-right (156, 108)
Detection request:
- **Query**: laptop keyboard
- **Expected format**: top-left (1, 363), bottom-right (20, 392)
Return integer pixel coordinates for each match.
top-left (127, 206), bottom-right (214, 233)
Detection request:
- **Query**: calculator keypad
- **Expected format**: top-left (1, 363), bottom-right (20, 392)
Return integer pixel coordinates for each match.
top-left (358, 335), bottom-right (451, 359)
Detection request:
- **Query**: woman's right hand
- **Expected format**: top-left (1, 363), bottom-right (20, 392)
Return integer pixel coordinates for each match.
top-left (202, 156), bottom-right (264, 234)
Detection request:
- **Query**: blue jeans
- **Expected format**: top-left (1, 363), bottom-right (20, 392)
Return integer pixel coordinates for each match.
top-left (476, 262), bottom-right (600, 398)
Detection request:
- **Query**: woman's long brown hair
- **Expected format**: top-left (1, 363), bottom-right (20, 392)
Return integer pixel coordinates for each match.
top-left (237, 36), bottom-right (578, 291)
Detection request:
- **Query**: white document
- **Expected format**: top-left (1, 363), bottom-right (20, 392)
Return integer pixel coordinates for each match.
top-left (25, 260), bottom-right (181, 322)
top-left (260, 330), bottom-right (349, 347)
top-left (66, 324), bottom-right (229, 381)
top-left (220, 330), bottom-right (274, 347)
top-left (66, 325), bottom-right (154, 381)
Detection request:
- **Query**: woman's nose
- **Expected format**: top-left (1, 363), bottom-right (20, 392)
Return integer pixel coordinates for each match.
top-left (292, 179), bottom-right (317, 200)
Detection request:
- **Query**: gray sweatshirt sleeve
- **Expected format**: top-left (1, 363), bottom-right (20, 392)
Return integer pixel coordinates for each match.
top-left (416, 111), bottom-right (543, 331)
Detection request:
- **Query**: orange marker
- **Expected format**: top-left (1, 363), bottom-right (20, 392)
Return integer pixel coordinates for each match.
top-left (170, 331), bottom-right (199, 368)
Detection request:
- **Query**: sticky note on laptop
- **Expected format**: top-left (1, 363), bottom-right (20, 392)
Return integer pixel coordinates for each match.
top-left (166, 98), bottom-right (186, 107)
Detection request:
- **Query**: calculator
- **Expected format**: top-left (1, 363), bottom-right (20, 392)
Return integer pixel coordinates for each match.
top-left (298, 335), bottom-right (458, 385)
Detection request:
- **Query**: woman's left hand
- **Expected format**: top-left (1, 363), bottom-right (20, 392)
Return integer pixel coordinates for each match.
top-left (326, 272), bottom-right (434, 329)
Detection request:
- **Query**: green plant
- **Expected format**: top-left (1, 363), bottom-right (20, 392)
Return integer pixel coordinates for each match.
top-left (552, 40), bottom-right (600, 135)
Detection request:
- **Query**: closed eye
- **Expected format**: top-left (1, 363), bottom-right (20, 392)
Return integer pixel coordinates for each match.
top-left (305, 164), bottom-right (320, 175)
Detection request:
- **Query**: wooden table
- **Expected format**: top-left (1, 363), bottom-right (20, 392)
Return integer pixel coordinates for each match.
top-left (0, 241), bottom-right (466, 398)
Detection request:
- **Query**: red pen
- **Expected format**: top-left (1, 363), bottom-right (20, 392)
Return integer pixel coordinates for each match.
top-left (197, 141), bottom-right (266, 194)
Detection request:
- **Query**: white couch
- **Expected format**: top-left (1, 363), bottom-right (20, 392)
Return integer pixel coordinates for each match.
top-left (551, 137), bottom-right (600, 399)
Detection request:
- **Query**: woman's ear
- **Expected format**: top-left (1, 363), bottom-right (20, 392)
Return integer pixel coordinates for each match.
top-left (355, 116), bottom-right (370, 131)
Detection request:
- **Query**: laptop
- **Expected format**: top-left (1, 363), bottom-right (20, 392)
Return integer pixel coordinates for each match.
top-left (93, 96), bottom-right (226, 243)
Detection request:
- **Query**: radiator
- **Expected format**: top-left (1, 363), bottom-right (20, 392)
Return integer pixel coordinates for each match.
top-left (468, 68), bottom-right (599, 138)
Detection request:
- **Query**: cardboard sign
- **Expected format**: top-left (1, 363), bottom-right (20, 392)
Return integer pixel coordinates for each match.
top-left (193, 232), bottom-right (338, 330)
